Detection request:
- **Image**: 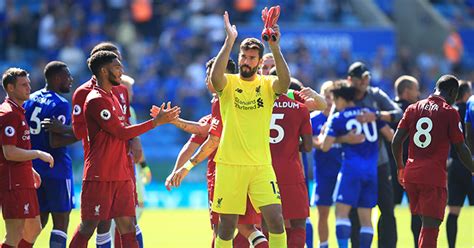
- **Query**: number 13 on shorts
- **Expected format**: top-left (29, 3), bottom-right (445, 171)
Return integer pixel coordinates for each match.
top-left (270, 181), bottom-right (281, 199)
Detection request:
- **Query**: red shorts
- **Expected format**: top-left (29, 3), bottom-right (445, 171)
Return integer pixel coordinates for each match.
top-left (405, 182), bottom-right (447, 220)
top-left (208, 178), bottom-right (261, 227)
top-left (81, 180), bottom-right (136, 220)
top-left (280, 183), bottom-right (310, 220)
top-left (0, 189), bottom-right (39, 219)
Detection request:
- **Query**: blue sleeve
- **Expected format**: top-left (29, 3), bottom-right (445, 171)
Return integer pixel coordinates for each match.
top-left (51, 101), bottom-right (71, 125)
top-left (327, 114), bottom-right (347, 137)
top-left (465, 101), bottom-right (472, 124)
top-left (376, 119), bottom-right (388, 130)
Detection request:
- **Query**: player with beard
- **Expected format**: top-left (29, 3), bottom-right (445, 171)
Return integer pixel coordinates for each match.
top-left (0, 68), bottom-right (54, 248)
top-left (209, 11), bottom-right (291, 247)
top-left (69, 51), bottom-right (181, 247)
top-left (23, 61), bottom-right (78, 248)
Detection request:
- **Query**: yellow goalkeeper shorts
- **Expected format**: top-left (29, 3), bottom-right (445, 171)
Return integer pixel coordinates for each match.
top-left (211, 163), bottom-right (281, 215)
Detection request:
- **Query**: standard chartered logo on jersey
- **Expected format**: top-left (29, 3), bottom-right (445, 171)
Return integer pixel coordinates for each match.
top-left (234, 96), bottom-right (264, 110)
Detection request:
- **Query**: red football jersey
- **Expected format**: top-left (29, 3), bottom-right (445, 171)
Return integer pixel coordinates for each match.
top-left (209, 97), bottom-right (223, 138)
top-left (83, 86), bottom-right (153, 181)
top-left (270, 95), bottom-right (312, 185)
top-left (0, 98), bottom-right (35, 191)
top-left (189, 114), bottom-right (212, 144)
top-left (111, 83), bottom-right (131, 125)
top-left (72, 77), bottom-right (95, 143)
top-left (398, 95), bottom-right (464, 187)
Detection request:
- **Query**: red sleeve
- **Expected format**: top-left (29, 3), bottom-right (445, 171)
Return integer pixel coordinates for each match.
top-left (189, 134), bottom-right (207, 144)
top-left (448, 109), bottom-right (465, 144)
top-left (209, 103), bottom-right (222, 137)
top-left (72, 89), bottom-right (87, 140)
top-left (299, 106), bottom-right (313, 136)
top-left (1, 112), bottom-right (20, 145)
top-left (87, 97), bottom-right (153, 140)
top-left (293, 91), bottom-right (305, 104)
top-left (397, 104), bottom-right (413, 129)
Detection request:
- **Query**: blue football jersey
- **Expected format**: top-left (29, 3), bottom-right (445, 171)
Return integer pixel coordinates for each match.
top-left (326, 106), bottom-right (386, 174)
top-left (24, 89), bottom-right (72, 179)
top-left (465, 95), bottom-right (474, 130)
top-left (311, 111), bottom-right (342, 176)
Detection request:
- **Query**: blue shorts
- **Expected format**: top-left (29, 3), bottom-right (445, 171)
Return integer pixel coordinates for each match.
top-left (37, 178), bottom-right (75, 212)
top-left (312, 167), bottom-right (340, 206)
top-left (335, 172), bottom-right (377, 208)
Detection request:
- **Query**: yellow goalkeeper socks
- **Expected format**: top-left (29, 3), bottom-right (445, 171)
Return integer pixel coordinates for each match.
top-left (269, 231), bottom-right (287, 248)
top-left (215, 236), bottom-right (232, 248)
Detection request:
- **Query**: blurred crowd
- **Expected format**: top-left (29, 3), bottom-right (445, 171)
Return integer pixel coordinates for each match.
top-left (0, 0), bottom-right (473, 121)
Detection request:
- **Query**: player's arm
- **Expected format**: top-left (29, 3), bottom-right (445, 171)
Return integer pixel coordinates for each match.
top-left (320, 134), bottom-right (336, 152)
top-left (269, 25), bottom-right (291, 95)
top-left (297, 87), bottom-right (327, 111)
top-left (170, 118), bottom-right (211, 136)
top-left (211, 11), bottom-right (237, 92)
top-left (300, 133), bottom-right (313, 152)
top-left (334, 130), bottom-right (365, 144)
top-left (71, 90), bottom-right (87, 140)
top-left (391, 128), bottom-right (408, 169)
top-left (374, 89), bottom-right (403, 123)
top-left (2, 145), bottom-right (54, 168)
top-left (169, 134), bottom-right (220, 188)
top-left (49, 132), bottom-right (78, 148)
top-left (453, 141), bottom-right (474, 172)
top-left (165, 140), bottom-right (201, 191)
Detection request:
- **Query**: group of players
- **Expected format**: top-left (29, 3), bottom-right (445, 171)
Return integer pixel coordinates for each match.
top-left (1, 10), bottom-right (474, 248)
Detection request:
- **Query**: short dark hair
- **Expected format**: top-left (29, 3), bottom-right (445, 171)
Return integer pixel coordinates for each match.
top-left (87, 51), bottom-right (118, 76)
top-left (44, 61), bottom-right (68, 82)
top-left (2, 67), bottom-right (28, 90)
top-left (331, 85), bottom-right (357, 102)
top-left (289, 78), bottom-right (303, 91)
top-left (206, 57), bottom-right (237, 74)
top-left (456, 80), bottom-right (472, 101)
top-left (436, 74), bottom-right (459, 93)
top-left (90, 42), bottom-right (119, 56)
top-left (394, 75), bottom-right (418, 97)
top-left (240, 38), bottom-right (264, 59)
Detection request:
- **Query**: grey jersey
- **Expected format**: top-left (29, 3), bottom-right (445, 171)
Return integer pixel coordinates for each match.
top-left (354, 86), bottom-right (403, 166)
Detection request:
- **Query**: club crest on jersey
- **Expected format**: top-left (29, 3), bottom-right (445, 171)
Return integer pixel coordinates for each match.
top-left (235, 88), bottom-right (243, 93)
top-left (24, 203), bottom-right (30, 215)
top-left (73, 104), bottom-right (81, 115)
top-left (255, 86), bottom-right (261, 96)
top-left (57, 115), bottom-right (66, 124)
top-left (4, 126), bottom-right (15, 137)
top-left (100, 109), bottom-right (111, 120)
top-left (94, 205), bottom-right (100, 216)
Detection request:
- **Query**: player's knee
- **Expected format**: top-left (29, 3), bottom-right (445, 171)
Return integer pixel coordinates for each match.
top-left (290, 219), bottom-right (306, 229)
top-left (97, 220), bottom-right (112, 233)
top-left (6, 226), bottom-right (24, 244)
top-left (448, 206), bottom-right (461, 215)
top-left (264, 214), bottom-right (284, 233)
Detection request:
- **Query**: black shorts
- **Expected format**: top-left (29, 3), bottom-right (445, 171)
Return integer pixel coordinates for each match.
top-left (447, 159), bottom-right (474, 206)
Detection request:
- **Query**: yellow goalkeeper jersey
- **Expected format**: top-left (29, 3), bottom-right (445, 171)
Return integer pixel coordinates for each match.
top-left (214, 73), bottom-right (278, 166)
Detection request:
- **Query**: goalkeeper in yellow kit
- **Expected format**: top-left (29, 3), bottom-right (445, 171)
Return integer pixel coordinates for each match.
top-left (210, 11), bottom-right (291, 248)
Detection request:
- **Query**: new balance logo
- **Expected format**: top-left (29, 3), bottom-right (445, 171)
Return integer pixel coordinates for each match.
top-left (255, 86), bottom-right (261, 96)
top-left (24, 203), bottom-right (30, 215)
top-left (235, 88), bottom-right (243, 93)
top-left (94, 205), bottom-right (101, 216)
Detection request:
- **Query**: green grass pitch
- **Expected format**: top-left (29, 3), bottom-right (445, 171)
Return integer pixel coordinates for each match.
top-left (1, 207), bottom-right (473, 247)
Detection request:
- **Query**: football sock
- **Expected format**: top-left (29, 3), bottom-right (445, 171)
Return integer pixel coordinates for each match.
top-left (233, 233), bottom-right (249, 248)
top-left (306, 219), bottom-right (313, 248)
top-left (121, 232), bottom-right (138, 248)
top-left (359, 226), bottom-right (374, 248)
top-left (136, 225), bottom-right (144, 248)
top-left (248, 230), bottom-right (268, 247)
top-left (336, 218), bottom-right (351, 248)
top-left (69, 227), bottom-right (89, 248)
top-left (269, 231), bottom-right (287, 248)
top-left (17, 239), bottom-right (33, 248)
top-left (0, 244), bottom-right (14, 248)
top-left (446, 213), bottom-right (458, 248)
top-left (215, 236), bottom-right (232, 248)
top-left (289, 227), bottom-right (305, 247)
top-left (50, 229), bottom-right (67, 248)
top-left (419, 227), bottom-right (439, 248)
top-left (96, 232), bottom-right (111, 248)
top-left (411, 215), bottom-right (422, 248)
top-left (319, 241), bottom-right (329, 248)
